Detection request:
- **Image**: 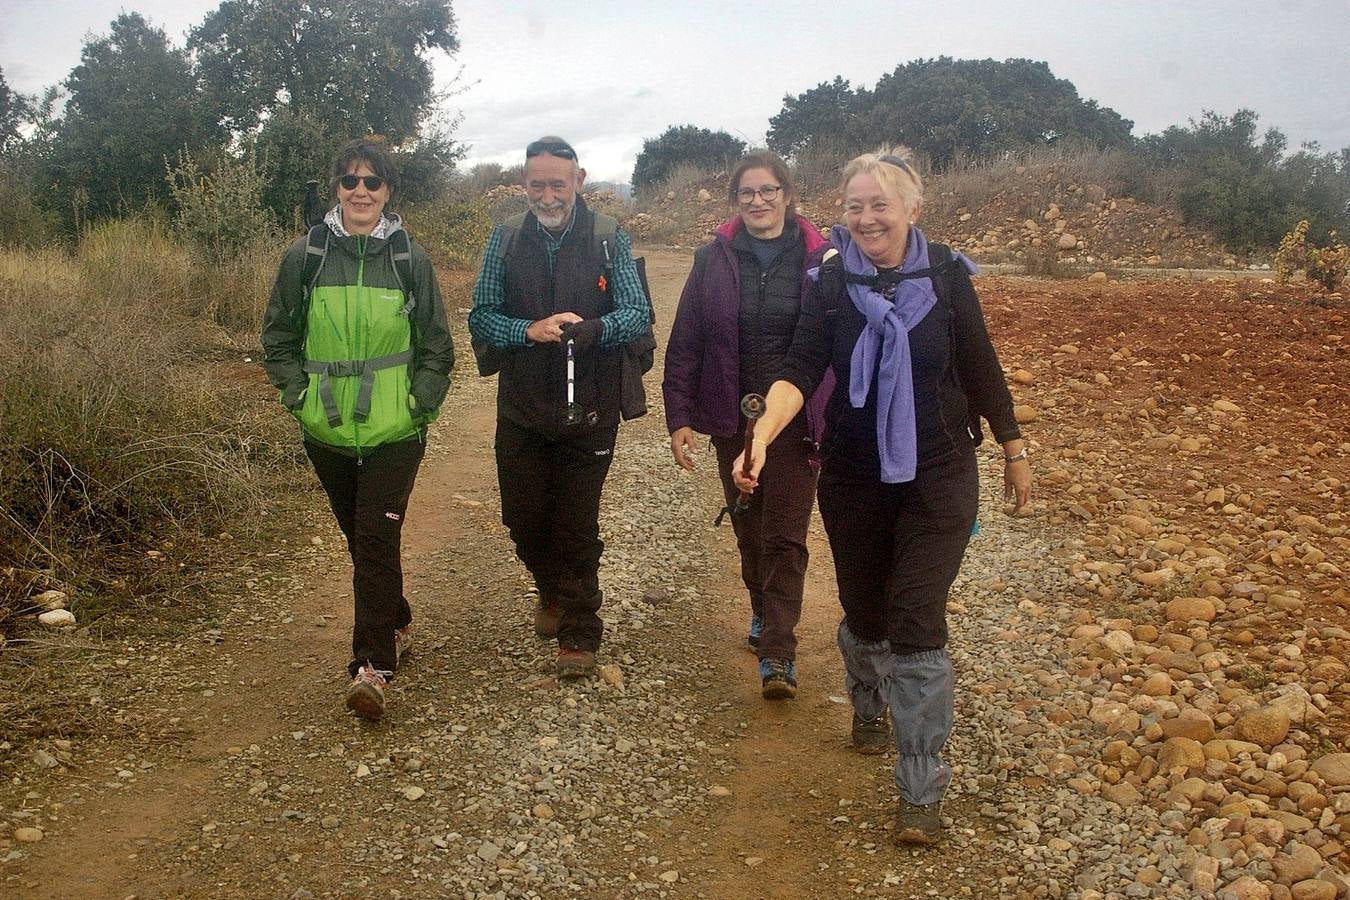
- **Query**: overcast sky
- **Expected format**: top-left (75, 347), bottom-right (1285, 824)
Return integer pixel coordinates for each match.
top-left (3, 0), bottom-right (1348, 183)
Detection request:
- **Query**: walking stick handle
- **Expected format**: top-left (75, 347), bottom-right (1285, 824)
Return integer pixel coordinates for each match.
top-left (736, 393), bottom-right (767, 509)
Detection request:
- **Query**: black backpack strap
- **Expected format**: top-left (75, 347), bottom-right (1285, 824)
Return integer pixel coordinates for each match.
top-left (388, 229), bottom-right (416, 316)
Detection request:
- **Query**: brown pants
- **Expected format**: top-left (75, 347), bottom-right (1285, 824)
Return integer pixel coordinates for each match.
top-left (712, 417), bottom-right (818, 660)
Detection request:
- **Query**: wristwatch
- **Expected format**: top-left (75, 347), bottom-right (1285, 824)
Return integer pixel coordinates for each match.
top-left (1004, 449), bottom-right (1029, 464)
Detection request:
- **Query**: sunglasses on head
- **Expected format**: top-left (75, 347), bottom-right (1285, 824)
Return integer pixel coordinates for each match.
top-left (525, 139), bottom-right (577, 160)
top-left (338, 174), bottom-right (387, 192)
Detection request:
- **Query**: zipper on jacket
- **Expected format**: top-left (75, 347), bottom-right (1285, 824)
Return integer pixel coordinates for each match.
top-left (354, 235), bottom-right (366, 458)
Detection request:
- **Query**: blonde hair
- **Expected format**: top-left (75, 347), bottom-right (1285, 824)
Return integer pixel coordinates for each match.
top-left (841, 146), bottom-right (923, 211)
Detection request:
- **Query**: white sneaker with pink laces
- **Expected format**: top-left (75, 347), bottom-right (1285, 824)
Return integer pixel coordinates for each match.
top-left (346, 663), bottom-right (389, 721)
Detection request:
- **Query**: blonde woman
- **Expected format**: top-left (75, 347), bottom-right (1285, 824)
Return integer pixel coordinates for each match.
top-left (734, 148), bottom-right (1031, 843)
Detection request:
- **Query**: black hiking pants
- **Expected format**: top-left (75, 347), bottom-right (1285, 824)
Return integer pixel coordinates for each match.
top-left (495, 419), bottom-right (617, 652)
top-left (306, 438), bottom-right (424, 677)
top-left (816, 451), bottom-right (978, 653)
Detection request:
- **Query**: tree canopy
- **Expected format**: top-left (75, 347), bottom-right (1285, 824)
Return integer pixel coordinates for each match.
top-left (190, 0), bottom-right (458, 144)
top-left (0, 68), bottom-right (31, 153)
top-left (49, 13), bottom-right (217, 223)
top-left (768, 58), bottom-right (1134, 167)
top-left (632, 125), bottom-right (746, 194)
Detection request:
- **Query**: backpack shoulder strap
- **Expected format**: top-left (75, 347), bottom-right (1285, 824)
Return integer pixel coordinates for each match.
top-left (496, 213), bottom-right (528, 262)
top-left (591, 213), bottom-right (619, 270)
top-left (301, 224), bottom-right (330, 296)
top-left (926, 242), bottom-right (956, 303)
top-left (388, 229), bottom-right (416, 315)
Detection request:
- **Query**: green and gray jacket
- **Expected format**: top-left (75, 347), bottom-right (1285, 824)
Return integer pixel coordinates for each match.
top-left (261, 214), bottom-right (455, 456)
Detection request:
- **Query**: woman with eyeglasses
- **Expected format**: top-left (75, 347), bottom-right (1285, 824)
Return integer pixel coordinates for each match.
top-left (732, 147), bottom-right (1031, 844)
top-left (262, 138), bottom-right (455, 722)
top-left (663, 150), bottom-right (833, 701)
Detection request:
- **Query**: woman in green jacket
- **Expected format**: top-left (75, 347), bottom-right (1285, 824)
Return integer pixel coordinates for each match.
top-left (261, 138), bottom-right (455, 721)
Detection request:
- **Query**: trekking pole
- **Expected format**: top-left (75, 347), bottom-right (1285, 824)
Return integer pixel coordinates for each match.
top-left (565, 338), bottom-right (582, 425)
top-left (735, 393), bottom-right (767, 511)
top-left (714, 393), bottom-right (766, 526)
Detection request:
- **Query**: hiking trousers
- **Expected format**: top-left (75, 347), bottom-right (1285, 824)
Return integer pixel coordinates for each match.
top-left (817, 451), bottom-right (978, 805)
top-left (306, 438), bottom-right (425, 678)
top-left (711, 416), bottom-right (817, 660)
top-left (495, 419), bottom-right (617, 652)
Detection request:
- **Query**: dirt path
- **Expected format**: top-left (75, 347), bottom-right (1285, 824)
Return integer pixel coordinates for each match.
top-left (3, 251), bottom-right (1347, 899)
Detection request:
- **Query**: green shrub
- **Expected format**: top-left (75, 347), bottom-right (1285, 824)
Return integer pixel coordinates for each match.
top-left (400, 196), bottom-right (494, 270)
top-left (167, 149), bottom-right (279, 265)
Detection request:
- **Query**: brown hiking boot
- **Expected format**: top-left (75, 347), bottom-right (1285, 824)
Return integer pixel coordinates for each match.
top-left (556, 647), bottom-right (596, 679)
top-left (534, 601), bottom-right (562, 639)
top-left (851, 709), bottom-right (890, 755)
top-left (893, 799), bottom-right (942, 845)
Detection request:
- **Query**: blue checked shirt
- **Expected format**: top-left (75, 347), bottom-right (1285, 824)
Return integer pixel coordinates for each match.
top-left (469, 206), bottom-right (647, 348)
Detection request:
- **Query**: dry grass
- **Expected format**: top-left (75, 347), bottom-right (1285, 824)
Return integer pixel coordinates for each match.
top-left (0, 219), bottom-right (297, 645)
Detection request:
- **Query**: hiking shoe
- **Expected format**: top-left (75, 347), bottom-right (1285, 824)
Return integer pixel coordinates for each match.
top-left (535, 601), bottom-right (562, 639)
top-left (893, 799), bottom-right (942, 845)
top-left (851, 709), bottom-right (891, 755)
top-left (346, 663), bottom-right (389, 721)
top-left (556, 647), bottom-right (596, 680)
top-left (394, 622), bottom-right (413, 663)
top-left (747, 613), bottom-right (763, 649)
top-left (759, 657), bottom-right (797, 700)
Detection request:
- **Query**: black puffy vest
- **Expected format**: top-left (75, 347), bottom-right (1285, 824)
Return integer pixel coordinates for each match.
top-left (730, 221), bottom-right (808, 398)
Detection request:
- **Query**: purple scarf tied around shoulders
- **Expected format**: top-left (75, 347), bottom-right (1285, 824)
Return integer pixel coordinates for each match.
top-left (829, 223), bottom-right (976, 483)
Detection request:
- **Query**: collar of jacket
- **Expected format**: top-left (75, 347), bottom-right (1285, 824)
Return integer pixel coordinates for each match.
top-left (713, 213), bottom-right (828, 255)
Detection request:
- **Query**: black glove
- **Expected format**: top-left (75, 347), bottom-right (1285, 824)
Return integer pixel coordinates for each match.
top-left (561, 318), bottom-right (603, 353)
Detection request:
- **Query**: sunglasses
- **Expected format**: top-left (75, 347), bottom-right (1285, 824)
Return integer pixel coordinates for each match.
top-left (525, 139), bottom-right (577, 160)
top-left (338, 174), bottom-right (387, 192)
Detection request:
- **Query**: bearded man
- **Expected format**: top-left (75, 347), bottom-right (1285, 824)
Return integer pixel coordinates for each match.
top-left (468, 136), bottom-right (647, 678)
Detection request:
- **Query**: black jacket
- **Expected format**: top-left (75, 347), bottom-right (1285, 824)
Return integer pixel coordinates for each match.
top-left (778, 243), bottom-right (1020, 479)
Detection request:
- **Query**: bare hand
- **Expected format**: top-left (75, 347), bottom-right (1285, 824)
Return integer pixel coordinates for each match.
top-left (1004, 458), bottom-right (1032, 512)
top-left (526, 312), bottom-right (583, 344)
top-left (731, 440), bottom-right (766, 493)
top-left (670, 427), bottom-right (699, 471)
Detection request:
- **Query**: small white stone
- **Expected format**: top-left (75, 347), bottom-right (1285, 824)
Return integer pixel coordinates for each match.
top-left (38, 609), bottom-right (76, 627)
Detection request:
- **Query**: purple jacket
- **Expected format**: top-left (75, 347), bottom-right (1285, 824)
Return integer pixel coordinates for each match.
top-left (663, 215), bottom-right (835, 441)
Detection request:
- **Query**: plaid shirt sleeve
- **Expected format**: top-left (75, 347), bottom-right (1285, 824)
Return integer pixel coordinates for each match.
top-left (598, 227), bottom-right (648, 347)
top-left (468, 226), bottom-right (532, 347)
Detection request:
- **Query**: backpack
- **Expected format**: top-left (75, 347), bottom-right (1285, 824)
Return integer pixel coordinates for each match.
top-left (472, 211), bottom-right (656, 420)
top-left (298, 223), bottom-right (417, 320)
top-left (828, 242), bottom-right (986, 445)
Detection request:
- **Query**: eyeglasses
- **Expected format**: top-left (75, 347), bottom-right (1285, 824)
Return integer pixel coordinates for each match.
top-left (338, 174), bottom-right (386, 192)
top-left (735, 185), bottom-right (782, 203)
top-left (525, 139), bottom-right (577, 160)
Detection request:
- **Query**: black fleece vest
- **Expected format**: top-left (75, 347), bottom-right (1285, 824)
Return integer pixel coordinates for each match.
top-left (499, 202), bottom-right (623, 433)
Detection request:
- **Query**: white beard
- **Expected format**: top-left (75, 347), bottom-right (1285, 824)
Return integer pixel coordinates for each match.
top-left (530, 200), bottom-right (570, 230)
